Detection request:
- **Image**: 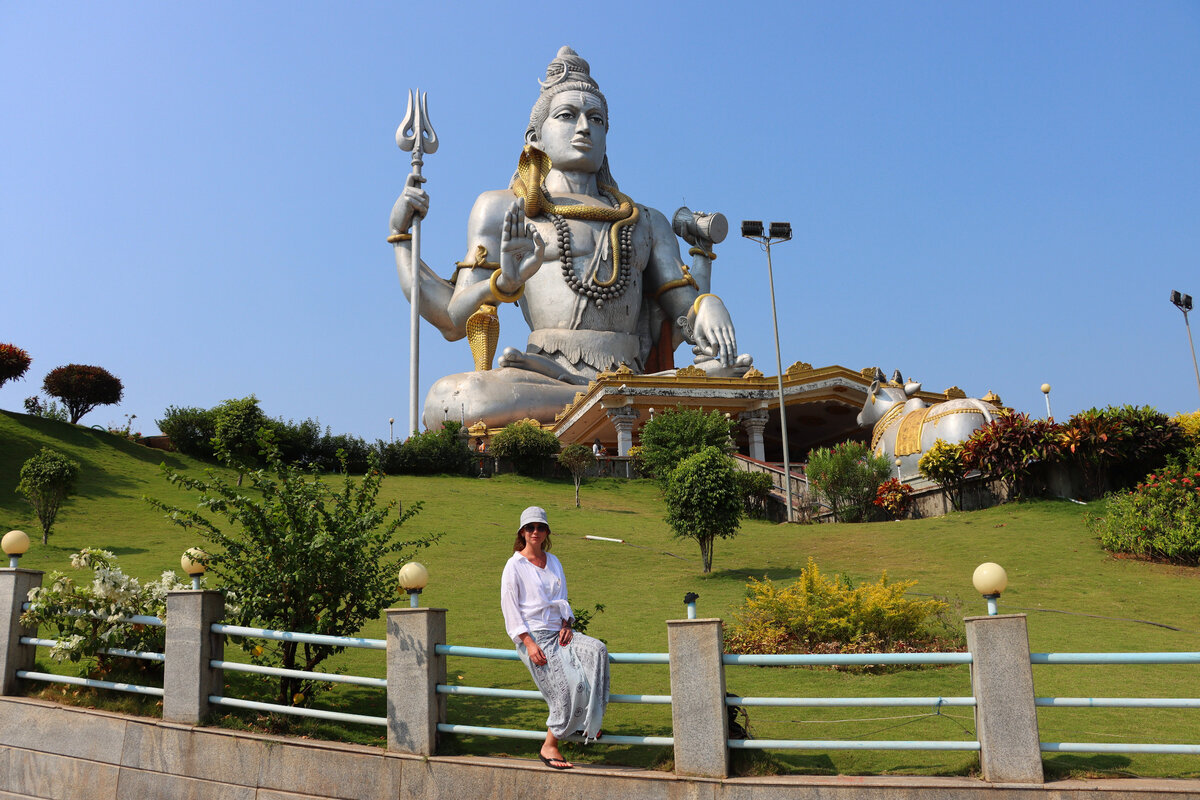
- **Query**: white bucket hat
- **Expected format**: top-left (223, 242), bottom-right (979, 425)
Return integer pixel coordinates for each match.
top-left (518, 506), bottom-right (550, 533)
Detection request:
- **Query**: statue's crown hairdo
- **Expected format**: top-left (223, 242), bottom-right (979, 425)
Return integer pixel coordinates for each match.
top-left (539, 46), bottom-right (599, 91)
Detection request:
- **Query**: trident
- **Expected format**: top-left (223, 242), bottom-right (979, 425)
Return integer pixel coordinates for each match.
top-left (397, 89), bottom-right (438, 437)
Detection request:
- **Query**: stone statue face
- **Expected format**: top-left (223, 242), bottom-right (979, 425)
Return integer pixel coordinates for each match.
top-left (531, 90), bottom-right (607, 174)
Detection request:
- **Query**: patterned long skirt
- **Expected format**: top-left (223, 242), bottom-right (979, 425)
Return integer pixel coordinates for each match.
top-left (516, 629), bottom-right (609, 741)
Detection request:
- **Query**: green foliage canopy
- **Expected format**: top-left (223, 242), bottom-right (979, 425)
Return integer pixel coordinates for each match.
top-left (918, 439), bottom-right (968, 511)
top-left (638, 406), bottom-right (735, 484)
top-left (211, 396), bottom-right (268, 480)
top-left (17, 446), bottom-right (81, 544)
top-left (663, 446), bottom-right (743, 573)
top-left (147, 433), bottom-right (439, 706)
top-left (805, 441), bottom-right (891, 522)
top-left (489, 421), bottom-right (560, 475)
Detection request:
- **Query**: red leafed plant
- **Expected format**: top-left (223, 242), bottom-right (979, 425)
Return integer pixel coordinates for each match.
top-left (873, 478), bottom-right (913, 519)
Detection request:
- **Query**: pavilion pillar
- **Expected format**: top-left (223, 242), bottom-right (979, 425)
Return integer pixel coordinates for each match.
top-left (739, 409), bottom-right (769, 462)
top-left (606, 405), bottom-right (640, 456)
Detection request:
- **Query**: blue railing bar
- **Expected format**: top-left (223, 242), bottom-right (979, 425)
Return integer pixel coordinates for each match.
top-left (726, 695), bottom-right (976, 708)
top-left (727, 738), bottom-right (980, 751)
top-left (20, 636), bottom-right (165, 663)
top-left (1031, 652), bottom-right (1200, 665)
top-left (16, 670), bottom-right (164, 697)
top-left (723, 652), bottom-right (972, 666)
top-left (211, 660), bottom-right (387, 688)
top-left (208, 695), bottom-right (386, 727)
top-left (437, 723), bottom-right (673, 747)
top-left (1036, 697), bottom-right (1200, 708)
top-left (211, 624), bottom-right (386, 650)
top-left (436, 645), bottom-right (518, 660)
top-left (436, 644), bottom-right (670, 664)
top-left (435, 684), bottom-right (670, 704)
top-left (51, 608), bottom-right (166, 627)
top-left (1041, 742), bottom-right (1200, 754)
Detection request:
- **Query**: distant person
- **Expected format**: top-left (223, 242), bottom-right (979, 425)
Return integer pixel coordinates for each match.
top-left (592, 438), bottom-right (604, 457)
top-left (500, 506), bottom-right (608, 769)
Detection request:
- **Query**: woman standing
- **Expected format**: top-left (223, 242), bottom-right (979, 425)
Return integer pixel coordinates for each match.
top-left (501, 506), bottom-right (608, 769)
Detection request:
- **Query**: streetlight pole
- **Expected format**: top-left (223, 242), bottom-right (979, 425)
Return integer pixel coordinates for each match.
top-left (1040, 384), bottom-right (1052, 420)
top-left (1171, 291), bottom-right (1200, 404)
top-left (742, 220), bottom-right (794, 522)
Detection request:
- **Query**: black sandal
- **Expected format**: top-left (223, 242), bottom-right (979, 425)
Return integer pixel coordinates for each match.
top-left (539, 754), bottom-right (573, 770)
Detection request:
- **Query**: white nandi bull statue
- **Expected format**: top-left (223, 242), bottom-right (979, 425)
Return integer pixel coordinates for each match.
top-left (857, 369), bottom-right (1001, 480)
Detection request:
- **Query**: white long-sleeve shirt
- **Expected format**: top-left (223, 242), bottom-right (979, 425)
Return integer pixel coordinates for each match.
top-left (500, 551), bottom-right (574, 645)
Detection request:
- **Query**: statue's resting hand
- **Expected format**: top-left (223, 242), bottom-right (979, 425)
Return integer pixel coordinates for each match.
top-left (498, 200), bottom-right (545, 292)
top-left (692, 297), bottom-right (738, 368)
top-left (389, 174), bottom-right (429, 236)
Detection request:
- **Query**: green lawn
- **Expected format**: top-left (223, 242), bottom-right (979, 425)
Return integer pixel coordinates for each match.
top-left (3, 409), bottom-right (1199, 779)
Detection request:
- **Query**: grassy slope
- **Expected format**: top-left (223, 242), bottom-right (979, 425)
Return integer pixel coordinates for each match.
top-left (2, 409), bottom-right (1199, 778)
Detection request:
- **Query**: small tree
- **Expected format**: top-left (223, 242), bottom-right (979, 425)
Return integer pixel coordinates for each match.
top-left (156, 405), bottom-right (218, 459)
top-left (558, 444), bottom-right (596, 507)
top-left (42, 364), bottom-right (124, 424)
top-left (490, 421), bottom-right (560, 475)
top-left (17, 447), bottom-right (81, 544)
top-left (638, 406), bottom-right (736, 485)
top-left (805, 441), bottom-right (892, 522)
top-left (212, 395), bottom-right (267, 484)
top-left (918, 439), bottom-right (968, 511)
top-left (664, 446), bottom-right (743, 573)
top-left (0, 344), bottom-right (32, 390)
top-left (148, 432), bottom-right (439, 706)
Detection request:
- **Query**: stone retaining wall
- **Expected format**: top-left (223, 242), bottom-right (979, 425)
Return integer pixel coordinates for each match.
top-left (2, 697), bottom-right (1197, 800)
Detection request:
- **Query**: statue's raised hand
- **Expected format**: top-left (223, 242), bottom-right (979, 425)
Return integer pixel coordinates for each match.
top-left (389, 173), bottom-right (429, 236)
top-left (498, 199), bottom-right (545, 292)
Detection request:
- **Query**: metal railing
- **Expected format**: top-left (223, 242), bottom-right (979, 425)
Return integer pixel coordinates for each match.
top-left (17, 612), bottom-right (166, 697)
top-left (1032, 651), bottom-right (1200, 755)
top-left (206, 623), bottom-right (388, 727)
top-left (723, 651), bottom-right (978, 751)
top-left (434, 643), bottom-right (674, 746)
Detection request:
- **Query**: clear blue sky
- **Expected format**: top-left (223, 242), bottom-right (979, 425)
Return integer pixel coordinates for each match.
top-left (3, 2), bottom-right (1198, 439)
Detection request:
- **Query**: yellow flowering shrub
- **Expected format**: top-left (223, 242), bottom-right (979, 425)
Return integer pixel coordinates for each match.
top-left (724, 558), bottom-right (958, 656)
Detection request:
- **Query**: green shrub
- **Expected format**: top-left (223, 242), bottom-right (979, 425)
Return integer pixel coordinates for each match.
top-left (156, 405), bottom-right (218, 459)
top-left (805, 441), bottom-right (891, 522)
top-left (1089, 466), bottom-right (1200, 564)
top-left (918, 439), bottom-right (967, 510)
top-left (23, 395), bottom-right (69, 423)
top-left (17, 447), bottom-right (81, 544)
top-left (490, 421), bottom-right (560, 475)
top-left (638, 406), bottom-right (735, 484)
top-left (388, 422), bottom-right (472, 475)
top-left (664, 446), bottom-right (743, 573)
top-left (735, 470), bottom-right (775, 518)
top-left (962, 411), bottom-right (1061, 500)
top-left (724, 558), bottom-right (955, 656)
top-left (212, 396), bottom-right (268, 481)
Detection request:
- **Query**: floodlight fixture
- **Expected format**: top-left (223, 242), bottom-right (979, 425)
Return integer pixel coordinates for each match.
top-left (768, 222), bottom-right (792, 240)
top-left (1170, 289), bottom-right (1200, 403)
top-left (741, 220), bottom-right (764, 238)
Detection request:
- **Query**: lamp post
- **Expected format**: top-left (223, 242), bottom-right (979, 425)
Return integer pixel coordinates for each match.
top-left (1040, 384), bottom-right (1052, 420)
top-left (389, 417), bottom-right (395, 444)
top-left (399, 561), bottom-right (429, 608)
top-left (1170, 291), bottom-right (1200, 403)
top-left (742, 220), bottom-right (794, 521)
top-left (683, 592), bottom-right (699, 619)
top-left (972, 562), bottom-right (1008, 616)
top-left (181, 547), bottom-right (207, 590)
top-left (3, 530), bottom-right (30, 568)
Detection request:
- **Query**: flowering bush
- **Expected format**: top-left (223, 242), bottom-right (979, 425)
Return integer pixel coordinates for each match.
top-left (724, 558), bottom-right (958, 658)
top-left (1089, 466), bottom-right (1200, 564)
top-left (873, 478), bottom-right (913, 519)
top-left (806, 441), bottom-right (892, 522)
top-left (21, 549), bottom-right (198, 673)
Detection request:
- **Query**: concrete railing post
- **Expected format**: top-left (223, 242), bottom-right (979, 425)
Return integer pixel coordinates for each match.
top-left (965, 613), bottom-right (1044, 783)
top-left (667, 618), bottom-right (729, 778)
top-left (0, 569), bottom-right (43, 695)
top-left (163, 590), bottom-right (224, 724)
top-left (386, 607), bottom-right (446, 756)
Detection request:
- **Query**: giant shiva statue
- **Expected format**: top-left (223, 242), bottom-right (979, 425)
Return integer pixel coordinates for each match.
top-left (389, 47), bottom-right (752, 429)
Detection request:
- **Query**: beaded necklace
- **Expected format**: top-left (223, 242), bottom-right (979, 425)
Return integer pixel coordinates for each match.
top-left (550, 189), bottom-right (634, 308)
